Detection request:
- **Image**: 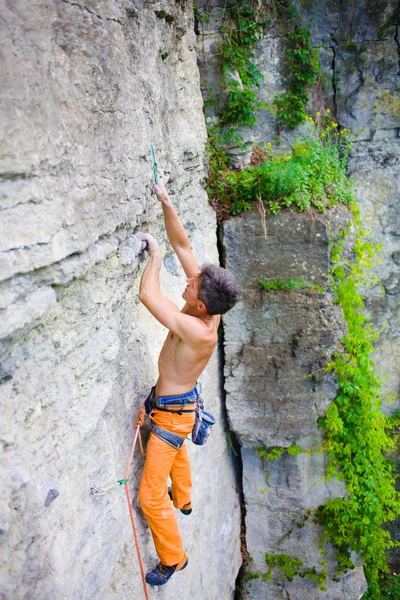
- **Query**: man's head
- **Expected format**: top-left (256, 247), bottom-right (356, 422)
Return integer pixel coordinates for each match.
top-left (197, 264), bottom-right (238, 315)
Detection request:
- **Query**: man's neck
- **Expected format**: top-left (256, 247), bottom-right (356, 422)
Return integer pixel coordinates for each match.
top-left (183, 303), bottom-right (214, 322)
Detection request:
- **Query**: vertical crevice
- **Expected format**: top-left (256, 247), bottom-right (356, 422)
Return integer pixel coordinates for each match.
top-left (329, 35), bottom-right (339, 119)
top-left (216, 223), bottom-right (248, 600)
top-left (395, 23), bottom-right (400, 75)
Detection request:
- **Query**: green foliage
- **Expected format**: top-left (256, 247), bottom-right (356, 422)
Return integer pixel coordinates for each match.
top-left (273, 0), bottom-right (322, 129)
top-left (205, 0), bottom-right (268, 127)
top-left (259, 276), bottom-right (324, 293)
top-left (264, 553), bottom-right (303, 581)
top-left (258, 444), bottom-right (303, 460)
top-left (199, 0), bottom-right (320, 132)
top-left (365, 573), bottom-right (400, 599)
top-left (287, 443), bottom-right (303, 456)
top-left (315, 211), bottom-right (400, 594)
top-left (207, 118), bottom-right (353, 216)
top-left (243, 570), bottom-right (261, 582)
top-left (386, 409), bottom-right (400, 431)
top-left (199, 0), bottom-right (400, 595)
top-left (264, 553), bottom-right (328, 591)
top-left (258, 446), bottom-right (286, 461)
top-left (193, 3), bottom-right (211, 25)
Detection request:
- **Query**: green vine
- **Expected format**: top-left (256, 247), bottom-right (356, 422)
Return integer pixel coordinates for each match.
top-left (258, 443), bottom-right (303, 461)
top-left (264, 552), bottom-right (328, 591)
top-left (273, 0), bottom-right (322, 130)
top-left (259, 276), bottom-right (324, 293)
top-left (218, 4), bottom-right (268, 127)
top-left (315, 211), bottom-right (400, 594)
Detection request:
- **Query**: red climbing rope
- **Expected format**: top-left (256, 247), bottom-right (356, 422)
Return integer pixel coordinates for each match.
top-left (124, 424), bottom-right (149, 600)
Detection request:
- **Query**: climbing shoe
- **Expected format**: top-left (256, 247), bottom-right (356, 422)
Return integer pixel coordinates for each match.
top-left (180, 502), bottom-right (192, 516)
top-left (145, 554), bottom-right (188, 586)
top-left (168, 487), bottom-right (192, 515)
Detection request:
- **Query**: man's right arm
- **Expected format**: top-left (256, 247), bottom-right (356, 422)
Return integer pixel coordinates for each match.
top-left (154, 181), bottom-right (200, 277)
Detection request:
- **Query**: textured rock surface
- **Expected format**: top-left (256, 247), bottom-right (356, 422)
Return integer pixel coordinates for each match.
top-left (241, 449), bottom-right (366, 600)
top-left (197, 0), bottom-right (400, 152)
top-left (303, 0), bottom-right (400, 141)
top-left (0, 2), bottom-right (241, 599)
top-left (197, 0), bottom-right (399, 596)
top-left (223, 210), bottom-right (367, 598)
top-left (223, 211), bottom-right (345, 449)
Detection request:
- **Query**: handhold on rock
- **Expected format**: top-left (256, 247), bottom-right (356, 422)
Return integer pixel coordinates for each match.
top-left (44, 488), bottom-right (59, 508)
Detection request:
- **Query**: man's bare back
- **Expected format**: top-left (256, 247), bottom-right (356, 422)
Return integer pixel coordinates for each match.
top-left (156, 307), bottom-right (220, 396)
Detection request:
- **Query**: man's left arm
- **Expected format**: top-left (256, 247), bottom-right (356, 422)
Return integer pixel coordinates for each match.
top-left (154, 181), bottom-right (200, 278)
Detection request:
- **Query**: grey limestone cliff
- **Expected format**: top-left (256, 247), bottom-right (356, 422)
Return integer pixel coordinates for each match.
top-left (195, 0), bottom-right (400, 598)
top-left (2, 0), bottom-right (400, 598)
top-left (0, 2), bottom-right (241, 599)
top-left (222, 209), bottom-right (367, 599)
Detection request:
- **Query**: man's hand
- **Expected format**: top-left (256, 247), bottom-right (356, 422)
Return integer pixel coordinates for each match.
top-left (153, 180), bottom-right (170, 205)
top-left (139, 232), bottom-right (161, 257)
top-left (135, 403), bottom-right (146, 428)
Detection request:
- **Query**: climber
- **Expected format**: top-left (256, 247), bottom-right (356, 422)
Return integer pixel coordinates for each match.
top-left (136, 179), bottom-right (238, 586)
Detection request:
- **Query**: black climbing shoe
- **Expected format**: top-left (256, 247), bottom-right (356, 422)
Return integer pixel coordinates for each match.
top-left (145, 555), bottom-right (188, 586)
top-left (180, 503), bottom-right (192, 516)
top-left (167, 487), bottom-right (192, 515)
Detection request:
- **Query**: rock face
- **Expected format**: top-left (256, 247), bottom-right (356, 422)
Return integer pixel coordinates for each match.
top-left (2, 0), bottom-right (399, 598)
top-left (0, 2), bottom-right (241, 599)
top-left (196, 0), bottom-right (399, 597)
top-left (222, 212), bottom-right (344, 449)
top-left (223, 210), bottom-right (367, 599)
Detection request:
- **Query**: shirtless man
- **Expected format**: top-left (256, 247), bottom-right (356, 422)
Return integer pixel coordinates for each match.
top-left (136, 180), bottom-right (238, 586)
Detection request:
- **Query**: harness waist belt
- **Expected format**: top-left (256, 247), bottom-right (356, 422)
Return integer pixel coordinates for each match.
top-left (153, 386), bottom-right (198, 406)
top-left (145, 385), bottom-right (198, 415)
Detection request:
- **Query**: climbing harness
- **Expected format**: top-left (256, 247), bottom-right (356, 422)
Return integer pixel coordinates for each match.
top-left (144, 385), bottom-right (198, 414)
top-left (90, 423), bottom-right (149, 600)
top-left (144, 385), bottom-right (215, 447)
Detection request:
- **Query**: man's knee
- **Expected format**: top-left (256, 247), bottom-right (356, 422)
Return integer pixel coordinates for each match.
top-left (139, 480), bottom-right (168, 514)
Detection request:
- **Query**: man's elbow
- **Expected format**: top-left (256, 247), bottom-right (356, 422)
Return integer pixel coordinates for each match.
top-left (139, 290), bottom-right (149, 305)
top-left (139, 289), bottom-right (160, 308)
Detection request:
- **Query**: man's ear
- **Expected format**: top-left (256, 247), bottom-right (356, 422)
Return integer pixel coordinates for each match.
top-left (197, 301), bottom-right (206, 313)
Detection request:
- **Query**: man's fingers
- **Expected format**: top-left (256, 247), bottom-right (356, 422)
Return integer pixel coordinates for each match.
top-left (137, 232), bottom-right (160, 255)
top-left (138, 231), bottom-right (156, 242)
top-left (153, 179), bottom-right (169, 202)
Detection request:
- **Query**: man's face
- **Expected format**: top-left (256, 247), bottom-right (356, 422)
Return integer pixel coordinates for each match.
top-left (182, 273), bottom-right (201, 304)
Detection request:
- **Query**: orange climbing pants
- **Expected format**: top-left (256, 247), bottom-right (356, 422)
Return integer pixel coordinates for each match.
top-left (139, 407), bottom-right (196, 566)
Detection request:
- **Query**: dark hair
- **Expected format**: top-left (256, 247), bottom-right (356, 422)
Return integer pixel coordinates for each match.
top-left (198, 264), bottom-right (238, 315)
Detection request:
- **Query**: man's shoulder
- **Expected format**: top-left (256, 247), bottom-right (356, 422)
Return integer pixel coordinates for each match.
top-left (180, 312), bottom-right (219, 344)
